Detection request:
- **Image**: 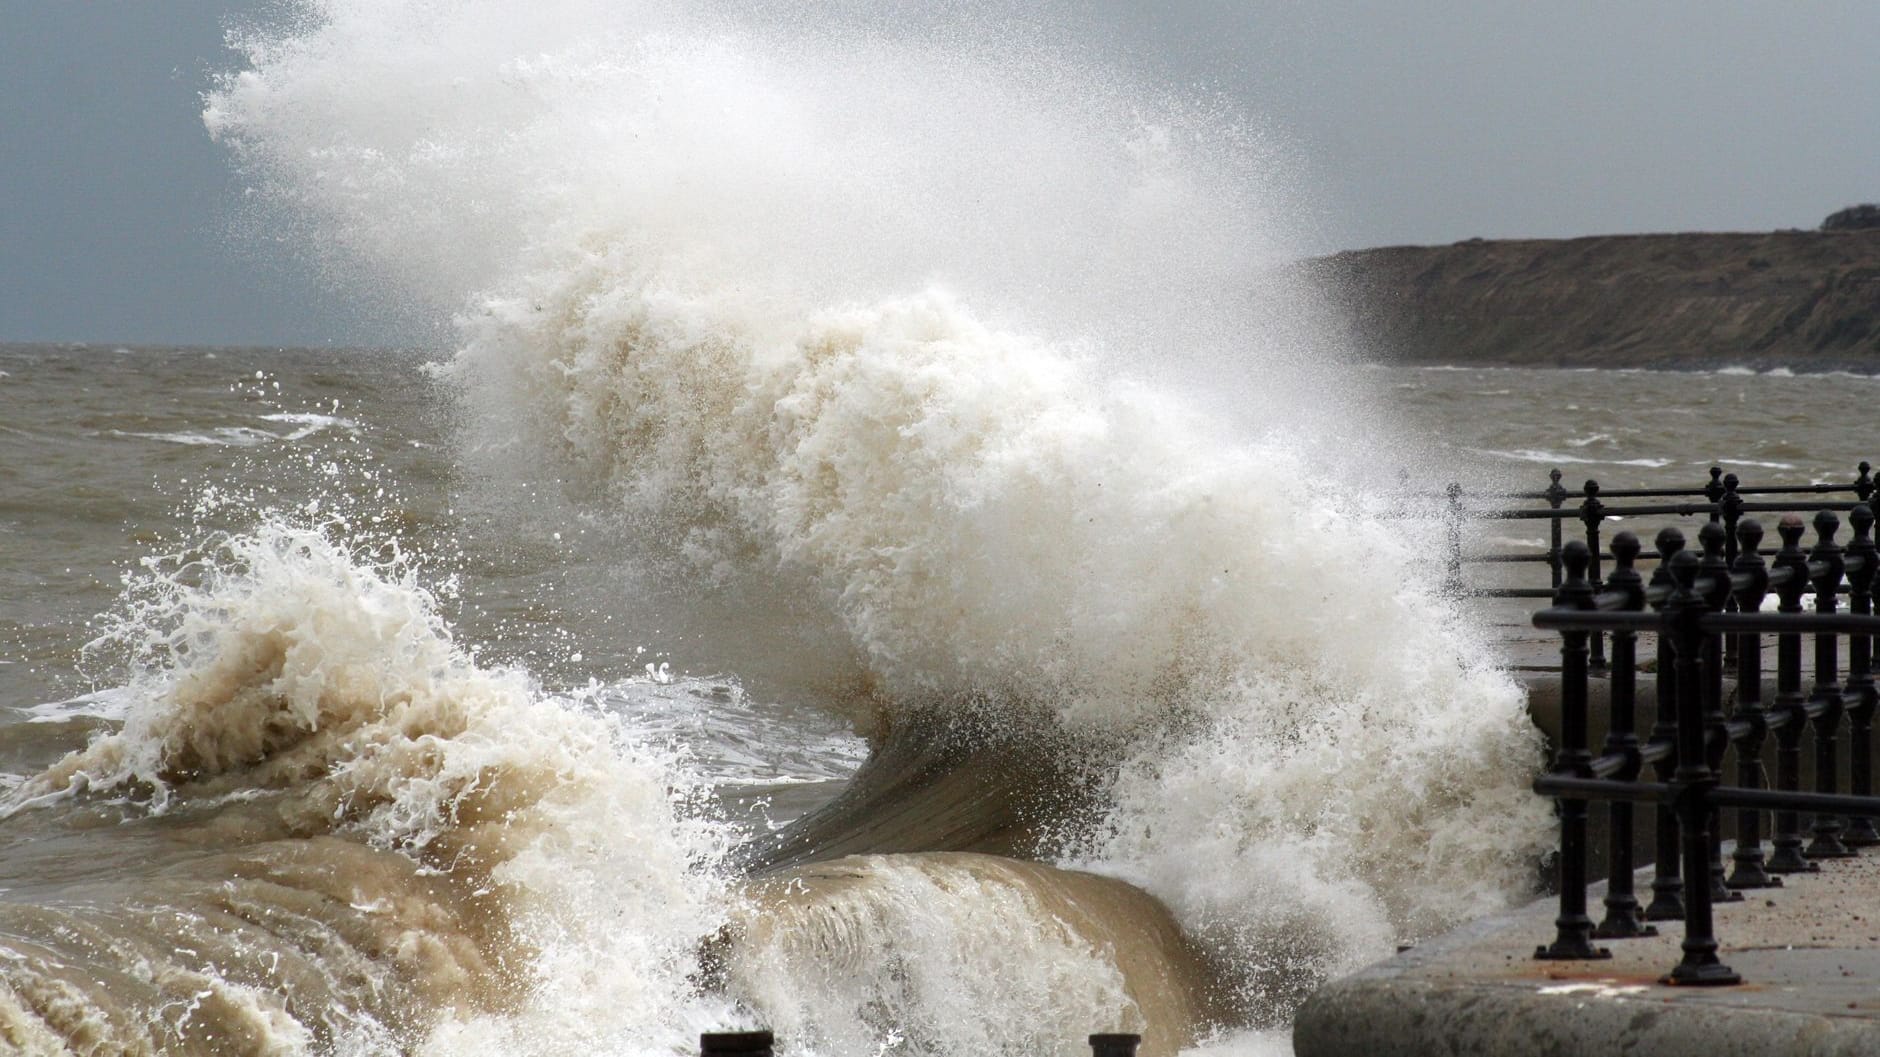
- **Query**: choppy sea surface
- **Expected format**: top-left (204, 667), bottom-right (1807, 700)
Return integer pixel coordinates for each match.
top-left (7, 3), bottom-right (1873, 1053)
top-left (4, 342), bottom-right (1868, 1055)
top-left (10, 350), bottom-right (1872, 717)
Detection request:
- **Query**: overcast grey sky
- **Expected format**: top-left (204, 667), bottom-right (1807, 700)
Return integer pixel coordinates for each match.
top-left (3, 1), bottom-right (1876, 347)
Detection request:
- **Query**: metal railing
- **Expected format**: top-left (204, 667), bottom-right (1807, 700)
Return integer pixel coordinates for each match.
top-left (1441, 462), bottom-right (1877, 597)
top-left (1530, 509), bottom-right (1880, 984)
top-left (1431, 461), bottom-right (1878, 668)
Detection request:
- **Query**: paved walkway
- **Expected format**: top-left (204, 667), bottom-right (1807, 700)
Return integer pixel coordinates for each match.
top-left (1294, 845), bottom-right (1880, 1056)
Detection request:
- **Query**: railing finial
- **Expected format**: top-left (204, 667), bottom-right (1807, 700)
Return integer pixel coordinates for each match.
top-left (1814, 507), bottom-right (1841, 545)
top-left (1777, 513), bottom-right (1807, 552)
top-left (1655, 525), bottom-right (1686, 562)
top-left (1561, 538), bottom-right (1590, 584)
top-left (1737, 515), bottom-right (1764, 557)
top-left (1669, 547), bottom-right (1701, 593)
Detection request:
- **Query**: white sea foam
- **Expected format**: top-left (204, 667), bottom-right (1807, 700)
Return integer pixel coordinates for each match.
top-left (1463, 447), bottom-right (1673, 469)
top-left (260, 410), bottom-right (362, 439)
top-left (116, 426), bottom-right (279, 447)
top-left (6, 521), bottom-right (754, 1054)
top-left (11, 687), bottom-right (136, 724)
top-left (203, 0), bottom-right (1550, 1047)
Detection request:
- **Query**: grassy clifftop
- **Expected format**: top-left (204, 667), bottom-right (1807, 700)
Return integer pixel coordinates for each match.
top-left (1316, 229), bottom-right (1880, 369)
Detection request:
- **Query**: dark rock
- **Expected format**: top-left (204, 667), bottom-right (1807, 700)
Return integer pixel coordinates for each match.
top-left (1824, 205), bottom-right (1880, 231)
top-left (1311, 229), bottom-right (1880, 369)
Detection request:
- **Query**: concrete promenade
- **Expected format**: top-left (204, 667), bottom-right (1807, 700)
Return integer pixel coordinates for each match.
top-left (1296, 614), bottom-right (1880, 1056)
top-left (1300, 609), bottom-right (1880, 1053)
top-left (1294, 850), bottom-right (1880, 1055)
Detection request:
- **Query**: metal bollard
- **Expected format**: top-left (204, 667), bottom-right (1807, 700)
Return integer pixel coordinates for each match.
top-left (1089, 1034), bottom-right (1142, 1057)
top-left (701, 1032), bottom-right (774, 1057)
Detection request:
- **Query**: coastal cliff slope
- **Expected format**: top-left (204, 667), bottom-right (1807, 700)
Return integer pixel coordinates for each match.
top-left (1316, 229), bottom-right (1880, 369)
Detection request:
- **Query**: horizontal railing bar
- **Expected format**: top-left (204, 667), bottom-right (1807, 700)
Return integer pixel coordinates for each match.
top-left (1588, 752), bottom-right (1634, 779)
top-left (1472, 509), bottom-right (1589, 521)
top-left (1535, 604), bottom-right (1880, 634)
top-left (1410, 481), bottom-right (1864, 505)
top-left (1583, 483), bottom-right (1862, 500)
top-left (1701, 612), bottom-right (1880, 635)
top-left (1763, 707), bottom-right (1802, 732)
top-left (1593, 589), bottom-right (1631, 611)
top-left (1534, 777), bottom-right (1880, 817)
top-left (1534, 610), bottom-right (1660, 631)
top-left (1730, 483), bottom-right (1866, 496)
top-left (1711, 786), bottom-right (1880, 815)
top-left (1452, 499), bottom-right (1868, 523)
top-left (1533, 775), bottom-right (1670, 801)
top-left (1473, 547), bottom-right (1836, 565)
top-left (1477, 588), bottom-right (1560, 598)
top-left (1738, 500), bottom-right (1863, 513)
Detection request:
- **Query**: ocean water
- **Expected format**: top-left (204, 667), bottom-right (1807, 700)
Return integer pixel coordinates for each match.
top-left (7, 342), bottom-right (1877, 1056)
top-left (5, 2), bottom-right (1873, 1054)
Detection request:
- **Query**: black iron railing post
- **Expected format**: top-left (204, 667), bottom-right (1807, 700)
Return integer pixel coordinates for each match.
top-left (1703, 467), bottom-right (1726, 524)
top-left (1720, 473), bottom-right (1743, 566)
top-left (1845, 504), bottom-right (1879, 846)
top-left (1767, 515), bottom-right (1818, 875)
top-left (1727, 519), bottom-right (1779, 889)
top-left (1581, 480), bottom-right (1608, 670)
top-left (1805, 510), bottom-right (1854, 859)
top-left (1721, 473), bottom-right (1744, 665)
top-left (1535, 541), bottom-right (1611, 962)
top-left (1532, 503), bottom-right (1880, 987)
top-left (1443, 482), bottom-right (1465, 597)
top-left (1546, 468), bottom-right (1569, 590)
top-left (1866, 464), bottom-right (1880, 738)
top-left (1594, 531), bottom-right (1656, 938)
top-left (1645, 526), bottom-right (1687, 920)
top-left (1696, 522), bottom-right (1743, 904)
top-left (1662, 551), bottom-right (1741, 986)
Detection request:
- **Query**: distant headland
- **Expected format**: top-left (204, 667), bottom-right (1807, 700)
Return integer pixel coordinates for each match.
top-left (1316, 206), bottom-right (1880, 371)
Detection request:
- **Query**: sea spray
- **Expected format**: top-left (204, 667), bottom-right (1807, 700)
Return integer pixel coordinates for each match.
top-left (201, 0), bottom-right (1552, 1046)
top-left (205, 0), bottom-right (1344, 436)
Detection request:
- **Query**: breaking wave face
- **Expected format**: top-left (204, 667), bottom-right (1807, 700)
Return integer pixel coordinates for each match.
top-left (1, 522), bottom-right (745, 1054)
top-left (200, 0), bottom-right (1552, 1044)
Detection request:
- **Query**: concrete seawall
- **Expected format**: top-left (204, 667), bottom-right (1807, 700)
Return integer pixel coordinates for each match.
top-left (1294, 851), bottom-right (1880, 1056)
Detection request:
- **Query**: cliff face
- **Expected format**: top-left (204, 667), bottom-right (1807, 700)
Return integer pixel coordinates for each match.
top-left (1317, 230), bottom-right (1880, 369)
